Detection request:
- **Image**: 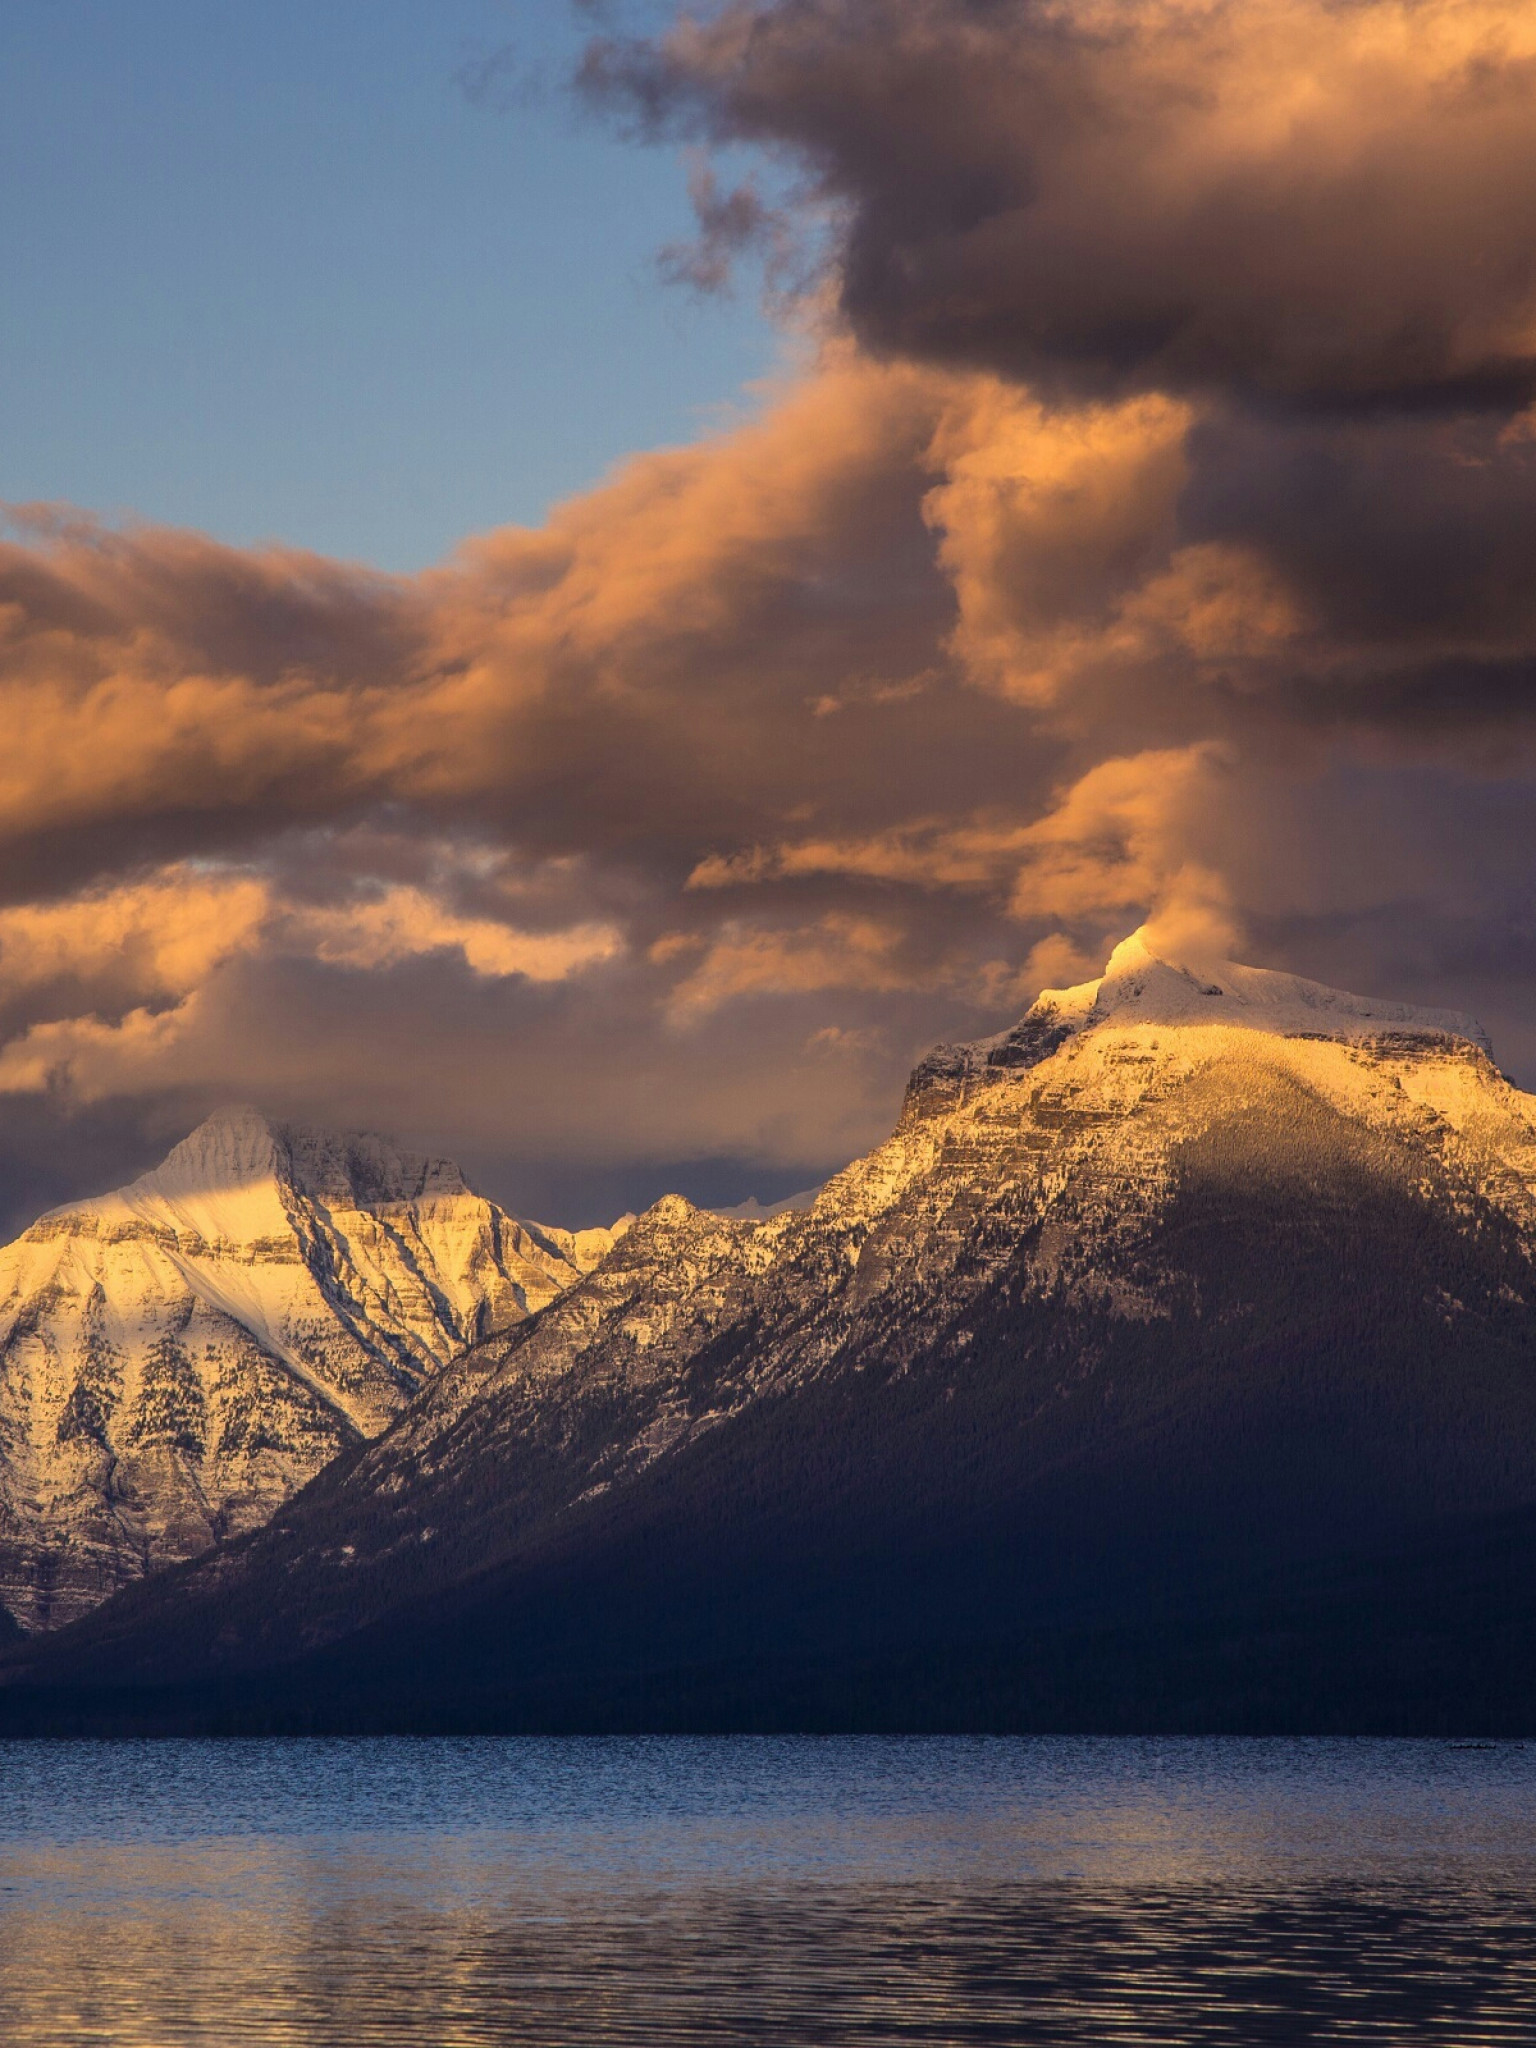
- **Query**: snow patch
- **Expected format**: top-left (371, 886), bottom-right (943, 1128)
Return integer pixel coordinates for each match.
top-left (926, 928), bottom-right (1491, 1093)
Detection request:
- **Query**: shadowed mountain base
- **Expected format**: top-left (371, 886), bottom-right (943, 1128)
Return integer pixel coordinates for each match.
top-left (2, 1507), bottom-right (1535, 1736)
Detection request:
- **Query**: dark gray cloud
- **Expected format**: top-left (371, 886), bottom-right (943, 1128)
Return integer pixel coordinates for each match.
top-left (1181, 412), bottom-right (1536, 656)
top-left (585, 0), bottom-right (1536, 411)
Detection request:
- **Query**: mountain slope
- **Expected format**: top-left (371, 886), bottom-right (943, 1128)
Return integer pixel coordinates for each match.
top-left (16, 932), bottom-right (1536, 1727)
top-left (0, 1107), bottom-right (623, 1629)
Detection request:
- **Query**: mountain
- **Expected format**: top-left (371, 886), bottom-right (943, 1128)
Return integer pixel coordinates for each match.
top-left (0, 1107), bottom-right (624, 1631)
top-left (710, 1186), bottom-right (823, 1220)
top-left (12, 931), bottom-right (1536, 1733)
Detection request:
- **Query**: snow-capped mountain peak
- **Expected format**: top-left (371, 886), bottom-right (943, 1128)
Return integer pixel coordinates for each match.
top-left (60, 1106), bottom-right (293, 1247)
top-left (1054, 928), bottom-right (1491, 1048)
top-left (57, 1106), bottom-right (477, 1248)
top-left (918, 928), bottom-right (1492, 1105)
top-left (0, 1110), bottom-right (625, 1631)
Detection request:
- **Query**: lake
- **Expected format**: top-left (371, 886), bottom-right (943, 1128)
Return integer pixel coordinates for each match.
top-left (0, 1737), bottom-right (1532, 2043)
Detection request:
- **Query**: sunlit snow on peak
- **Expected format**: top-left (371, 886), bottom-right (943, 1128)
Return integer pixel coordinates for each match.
top-left (1028, 926), bottom-right (1491, 1054)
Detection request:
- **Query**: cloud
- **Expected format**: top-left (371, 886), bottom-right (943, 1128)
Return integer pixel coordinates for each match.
top-left (10, 0), bottom-right (1536, 1227)
top-left (0, 999), bottom-right (201, 1100)
top-left (0, 869), bottom-right (268, 1012)
top-left (917, 371), bottom-right (1536, 747)
top-left (1004, 747), bottom-right (1233, 936)
top-left (577, 0), bottom-right (1536, 764)
top-left (0, 354), bottom-right (1001, 894)
top-left (587, 0), bottom-right (1536, 410)
top-left (4, 335), bottom-right (1536, 1222)
top-left (683, 743), bottom-right (1225, 920)
top-left (923, 384), bottom-right (1197, 705)
top-left (1175, 407), bottom-right (1536, 730)
top-left (659, 155), bottom-right (790, 293)
top-left (0, 862), bottom-right (624, 1105)
top-left (665, 911), bottom-right (918, 1017)
top-left (0, 359), bottom-right (1054, 1212)
top-left (288, 891), bottom-right (621, 982)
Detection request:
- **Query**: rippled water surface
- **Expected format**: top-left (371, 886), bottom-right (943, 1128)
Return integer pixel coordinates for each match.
top-left (1, 1736), bottom-right (1534, 2044)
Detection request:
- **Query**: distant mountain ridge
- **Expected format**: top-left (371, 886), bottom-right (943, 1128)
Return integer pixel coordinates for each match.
top-left (18, 929), bottom-right (1536, 1733)
top-left (0, 1107), bottom-right (626, 1629)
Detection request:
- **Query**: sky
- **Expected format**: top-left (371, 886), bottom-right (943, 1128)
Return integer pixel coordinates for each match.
top-left (2, 0), bottom-right (1536, 1232)
top-left (0, 0), bottom-right (774, 569)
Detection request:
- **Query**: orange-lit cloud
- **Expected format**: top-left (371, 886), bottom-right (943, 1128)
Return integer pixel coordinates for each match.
top-left (924, 385), bottom-right (1196, 706)
top-left (665, 913), bottom-right (917, 1019)
top-left (0, 861), bottom-right (624, 1105)
top-left (0, 869), bottom-right (268, 1005)
top-left (289, 892), bottom-right (621, 983)
top-left (5, 0), bottom-right (1536, 1221)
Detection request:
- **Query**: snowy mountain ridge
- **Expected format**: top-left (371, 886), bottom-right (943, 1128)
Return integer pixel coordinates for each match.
top-left (914, 930), bottom-right (1491, 1099)
top-left (0, 1107), bottom-right (627, 1629)
top-left (54, 1105), bottom-right (473, 1247)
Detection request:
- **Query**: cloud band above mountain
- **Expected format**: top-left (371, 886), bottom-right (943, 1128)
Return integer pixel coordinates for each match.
top-left (3, 0), bottom-right (1536, 1224)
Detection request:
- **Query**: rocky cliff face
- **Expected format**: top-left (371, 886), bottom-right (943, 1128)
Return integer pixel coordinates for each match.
top-left (30, 931), bottom-right (1536, 1720)
top-left (0, 1107), bottom-right (624, 1629)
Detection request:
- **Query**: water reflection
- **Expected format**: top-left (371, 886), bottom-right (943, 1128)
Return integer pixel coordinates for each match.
top-left (0, 1738), bottom-right (1532, 2044)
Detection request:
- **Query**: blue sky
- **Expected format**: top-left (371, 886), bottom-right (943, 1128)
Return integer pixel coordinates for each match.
top-left (0, 0), bottom-right (775, 570)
